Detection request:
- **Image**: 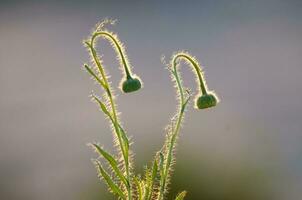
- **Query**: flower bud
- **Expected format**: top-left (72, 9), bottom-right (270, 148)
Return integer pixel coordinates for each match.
top-left (122, 77), bottom-right (142, 93)
top-left (196, 93), bottom-right (218, 109)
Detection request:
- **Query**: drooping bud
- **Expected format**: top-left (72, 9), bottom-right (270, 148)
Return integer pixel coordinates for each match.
top-left (121, 76), bottom-right (142, 93)
top-left (196, 92), bottom-right (218, 109)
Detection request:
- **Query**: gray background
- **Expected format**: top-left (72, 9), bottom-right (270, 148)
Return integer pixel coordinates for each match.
top-left (0, 0), bottom-right (301, 199)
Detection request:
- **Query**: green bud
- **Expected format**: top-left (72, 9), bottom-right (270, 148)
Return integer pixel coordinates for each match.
top-left (122, 77), bottom-right (142, 93)
top-left (196, 93), bottom-right (218, 109)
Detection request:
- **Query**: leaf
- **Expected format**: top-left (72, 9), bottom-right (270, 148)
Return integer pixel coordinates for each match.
top-left (151, 159), bottom-right (158, 182)
top-left (95, 161), bottom-right (126, 199)
top-left (117, 124), bottom-right (129, 156)
top-left (93, 95), bottom-right (130, 173)
top-left (147, 160), bottom-right (158, 200)
top-left (175, 191), bottom-right (187, 200)
top-left (93, 95), bottom-right (129, 151)
top-left (92, 95), bottom-right (111, 117)
top-left (92, 144), bottom-right (127, 186)
top-left (159, 152), bottom-right (164, 175)
top-left (84, 40), bottom-right (92, 48)
top-left (93, 95), bottom-right (129, 158)
top-left (134, 176), bottom-right (143, 200)
top-left (181, 95), bottom-right (191, 113)
top-left (84, 64), bottom-right (107, 89)
top-left (143, 169), bottom-right (151, 200)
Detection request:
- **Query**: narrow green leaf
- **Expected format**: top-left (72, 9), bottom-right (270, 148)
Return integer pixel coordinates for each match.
top-left (84, 41), bottom-right (91, 48)
top-left (93, 94), bottom-right (129, 157)
top-left (84, 64), bottom-right (107, 89)
top-left (181, 95), bottom-right (190, 113)
top-left (92, 95), bottom-right (129, 174)
top-left (175, 191), bottom-right (187, 200)
top-left (158, 152), bottom-right (165, 189)
top-left (134, 176), bottom-right (143, 200)
top-left (92, 95), bottom-right (111, 116)
top-left (159, 152), bottom-right (164, 171)
top-left (93, 95), bottom-right (128, 150)
top-left (143, 169), bottom-right (151, 200)
top-left (159, 152), bottom-right (164, 169)
top-left (118, 124), bottom-right (129, 154)
top-left (95, 161), bottom-right (126, 199)
top-left (92, 144), bottom-right (127, 186)
top-left (151, 160), bottom-right (158, 182)
top-left (147, 160), bottom-right (158, 200)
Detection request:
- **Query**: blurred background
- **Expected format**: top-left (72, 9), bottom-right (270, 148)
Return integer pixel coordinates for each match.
top-left (1, 0), bottom-right (302, 199)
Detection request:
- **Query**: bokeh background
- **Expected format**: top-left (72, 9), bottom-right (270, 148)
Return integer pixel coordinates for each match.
top-left (1, 0), bottom-right (302, 199)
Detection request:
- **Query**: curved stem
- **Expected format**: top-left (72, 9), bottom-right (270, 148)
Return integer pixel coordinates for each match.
top-left (159, 54), bottom-right (195, 200)
top-left (173, 53), bottom-right (208, 95)
top-left (159, 52), bottom-right (206, 199)
top-left (88, 32), bottom-right (132, 200)
top-left (92, 31), bottom-right (132, 79)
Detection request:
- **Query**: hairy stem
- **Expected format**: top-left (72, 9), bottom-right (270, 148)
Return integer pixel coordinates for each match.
top-left (159, 62), bottom-right (186, 200)
top-left (92, 31), bottom-right (132, 79)
top-left (173, 53), bottom-right (208, 95)
top-left (88, 31), bottom-right (132, 200)
top-left (159, 53), bottom-right (205, 200)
